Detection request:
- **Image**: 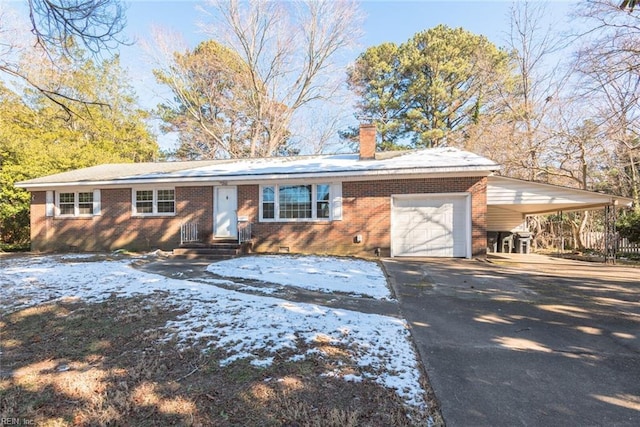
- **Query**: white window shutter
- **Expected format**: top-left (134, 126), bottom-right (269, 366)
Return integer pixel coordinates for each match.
top-left (331, 182), bottom-right (342, 221)
top-left (93, 189), bottom-right (101, 216)
top-left (45, 191), bottom-right (54, 217)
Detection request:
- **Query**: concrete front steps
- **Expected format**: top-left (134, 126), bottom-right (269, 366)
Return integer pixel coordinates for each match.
top-left (172, 240), bottom-right (251, 260)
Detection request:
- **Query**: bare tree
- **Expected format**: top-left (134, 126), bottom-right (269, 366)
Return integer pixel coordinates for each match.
top-left (27, 0), bottom-right (126, 56)
top-left (499, 0), bottom-right (571, 181)
top-left (195, 0), bottom-right (362, 157)
top-left (620, 0), bottom-right (639, 11)
top-left (575, 1), bottom-right (640, 79)
top-left (542, 100), bottom-right (618, 249)
top-left (0, 0), bottom-right (127, 115)
top-left (581, 63), bottom-right (640, 203)
top-left (574, 0), bottom-right (640, 205)
top-left (152, 38), bottom-right (258, 159)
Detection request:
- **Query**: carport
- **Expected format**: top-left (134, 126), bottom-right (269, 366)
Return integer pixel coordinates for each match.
top-left (487, 176), bottom-right (634, 258)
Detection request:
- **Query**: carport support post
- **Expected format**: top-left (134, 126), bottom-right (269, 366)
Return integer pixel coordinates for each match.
top-left (604, 203), bottom-right (618, 264)
top-left (556, 210), bottom-right (563, 256)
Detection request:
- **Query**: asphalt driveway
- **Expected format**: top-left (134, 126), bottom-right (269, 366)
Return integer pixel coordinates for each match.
top-left (383, 254), bottom-right (640, 427)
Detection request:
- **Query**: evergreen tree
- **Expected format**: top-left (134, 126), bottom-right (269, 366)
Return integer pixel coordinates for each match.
top-left (0, 53), bottom-right (159, 245)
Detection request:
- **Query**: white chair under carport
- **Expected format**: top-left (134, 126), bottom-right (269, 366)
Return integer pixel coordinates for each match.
top-left (486, 176), bottom-right (633, 260)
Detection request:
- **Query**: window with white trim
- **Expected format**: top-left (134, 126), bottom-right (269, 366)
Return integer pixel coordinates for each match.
top-left (279, 185), bottom-right (312, 219)
top-left (157, 189), bottom-right (176, 213)
top-left (260, 184), bottom-right (334, 221)
top-left (59, 192), bottom-right (75, 215)
top-left (316, 184), bottom-right (330, 219)
top-left (56, 191), bottom-right (94, 217)
top-left (262, 186), bottom-right (275, 219)
top-left (133, 189), bottom-right (175, 216)
top-left (78, 192), bottom-right (94, 215)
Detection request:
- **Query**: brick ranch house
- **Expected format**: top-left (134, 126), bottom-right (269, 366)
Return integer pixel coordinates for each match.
top-left (16, 124), bottom-right (629, 258)
top-left (16, 124), bottom-right (502, 258)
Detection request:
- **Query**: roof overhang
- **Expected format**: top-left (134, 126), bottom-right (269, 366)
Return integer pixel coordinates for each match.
top-left (488, 176), bottom-right (633, 215)
top-left (15, 148), bottom-right (500, 190)
top-left (16, 166), bottom-right (496, 190)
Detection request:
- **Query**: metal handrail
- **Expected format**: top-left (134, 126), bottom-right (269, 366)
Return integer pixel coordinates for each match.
top-left (180, 222), bottom-right (199, 245)
top-left (238, 222), bottom-right (252, 244)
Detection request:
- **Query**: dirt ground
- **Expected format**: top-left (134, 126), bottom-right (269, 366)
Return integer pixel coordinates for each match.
top-left (1, 253), bottom-right (440, 426)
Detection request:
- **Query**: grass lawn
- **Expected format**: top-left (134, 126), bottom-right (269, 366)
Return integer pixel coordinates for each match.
top-left (0, 254), bottom-right (441, 426)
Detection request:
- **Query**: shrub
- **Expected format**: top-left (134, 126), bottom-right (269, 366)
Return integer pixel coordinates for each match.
top-left (617, 209), bottom-right (640, 243)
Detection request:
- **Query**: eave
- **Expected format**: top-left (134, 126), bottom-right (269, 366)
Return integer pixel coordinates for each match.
top-left (16, 165), bottom-right (498, 190)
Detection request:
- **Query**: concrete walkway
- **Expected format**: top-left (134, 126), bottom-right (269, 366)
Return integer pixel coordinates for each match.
top-left (383, 255), bottom-right (640, 426)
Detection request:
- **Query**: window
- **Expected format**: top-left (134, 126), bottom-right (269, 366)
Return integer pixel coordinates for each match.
top-left (135, 190), bottom-right (153, 214)
top-left (57, 191), bottom-right (94, 216)
top-left (59, 193), bottom-right (75, 216)
top-left (260, 184), bottom-right (337, 221)
top-left (279, 185), bottom-right (312, 219)
top-left (133, 189), bottom-right (175, 216)
top-left (78, 192), bottom-right (94, 215)
top-left (262, 186), bottom-right (275, 219)
top-left (316, 184), bottom-right (330, 219)
top-left (157, 190), bottom-right (175, 213)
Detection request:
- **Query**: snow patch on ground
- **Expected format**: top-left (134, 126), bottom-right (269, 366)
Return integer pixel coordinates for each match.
top-left (1, 254), bottom-right (424, 409)
top-left (207, 255), bottom-right (393, 300)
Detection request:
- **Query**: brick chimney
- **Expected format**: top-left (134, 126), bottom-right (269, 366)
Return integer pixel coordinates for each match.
top-left (359, 123), bottom-right (376, 160)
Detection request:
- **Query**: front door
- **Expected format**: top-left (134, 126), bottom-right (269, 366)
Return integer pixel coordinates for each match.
top-left (214, 186), bottom-right (238, 238)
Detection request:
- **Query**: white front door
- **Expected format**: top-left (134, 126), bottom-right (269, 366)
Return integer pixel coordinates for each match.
top-left (214, 186), bottom-right (238, 238)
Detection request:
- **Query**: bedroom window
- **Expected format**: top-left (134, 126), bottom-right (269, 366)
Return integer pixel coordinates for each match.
top-left (56, 191), bottom-right (94, 217)
top-left (260, 183), bottom-right (338, 221)
top-left (133, 189), bottom-right (175, 216)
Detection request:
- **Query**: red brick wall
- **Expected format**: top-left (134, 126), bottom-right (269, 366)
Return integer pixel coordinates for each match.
top-left (30, 191), bottom-right (49, 252)
top-left (29, 187), bottom-right (214, 252)
top-left (241, 176), bottom-right (488, 258)
top-left (359, 124), bottom-right (376, 159)
top-left (29, 177), bottom-right (487, 256)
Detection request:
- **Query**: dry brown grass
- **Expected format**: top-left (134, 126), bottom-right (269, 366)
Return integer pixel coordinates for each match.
top-left (0, 295), bottom-right (441, 426)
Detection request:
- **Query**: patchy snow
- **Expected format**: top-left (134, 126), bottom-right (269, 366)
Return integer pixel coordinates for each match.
top-left (18, 147), bottom-right (499, 188)
top-left (236, 284), bottom-right (281, 295)
top-left (1, 255), bottom-right (425, 409)
top-left (137, 147), bottom-right (499, 180)
top-left (207, 255), bottom-right (393, 300)
top-left (194, 277), bottom-right (237, 286)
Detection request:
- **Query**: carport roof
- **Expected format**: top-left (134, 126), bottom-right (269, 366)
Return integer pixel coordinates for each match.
top-left (487, 176), bottom-right (633, 215)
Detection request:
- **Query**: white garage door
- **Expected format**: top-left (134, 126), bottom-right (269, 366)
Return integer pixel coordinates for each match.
top-left (391, 194), bottom-right (470, 257)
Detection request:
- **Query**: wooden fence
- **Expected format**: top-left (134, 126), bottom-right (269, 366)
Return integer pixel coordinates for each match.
top-left (580, 232), bottom-right (640, 254)
top-left (619, 238), bottom-right (640, 254)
